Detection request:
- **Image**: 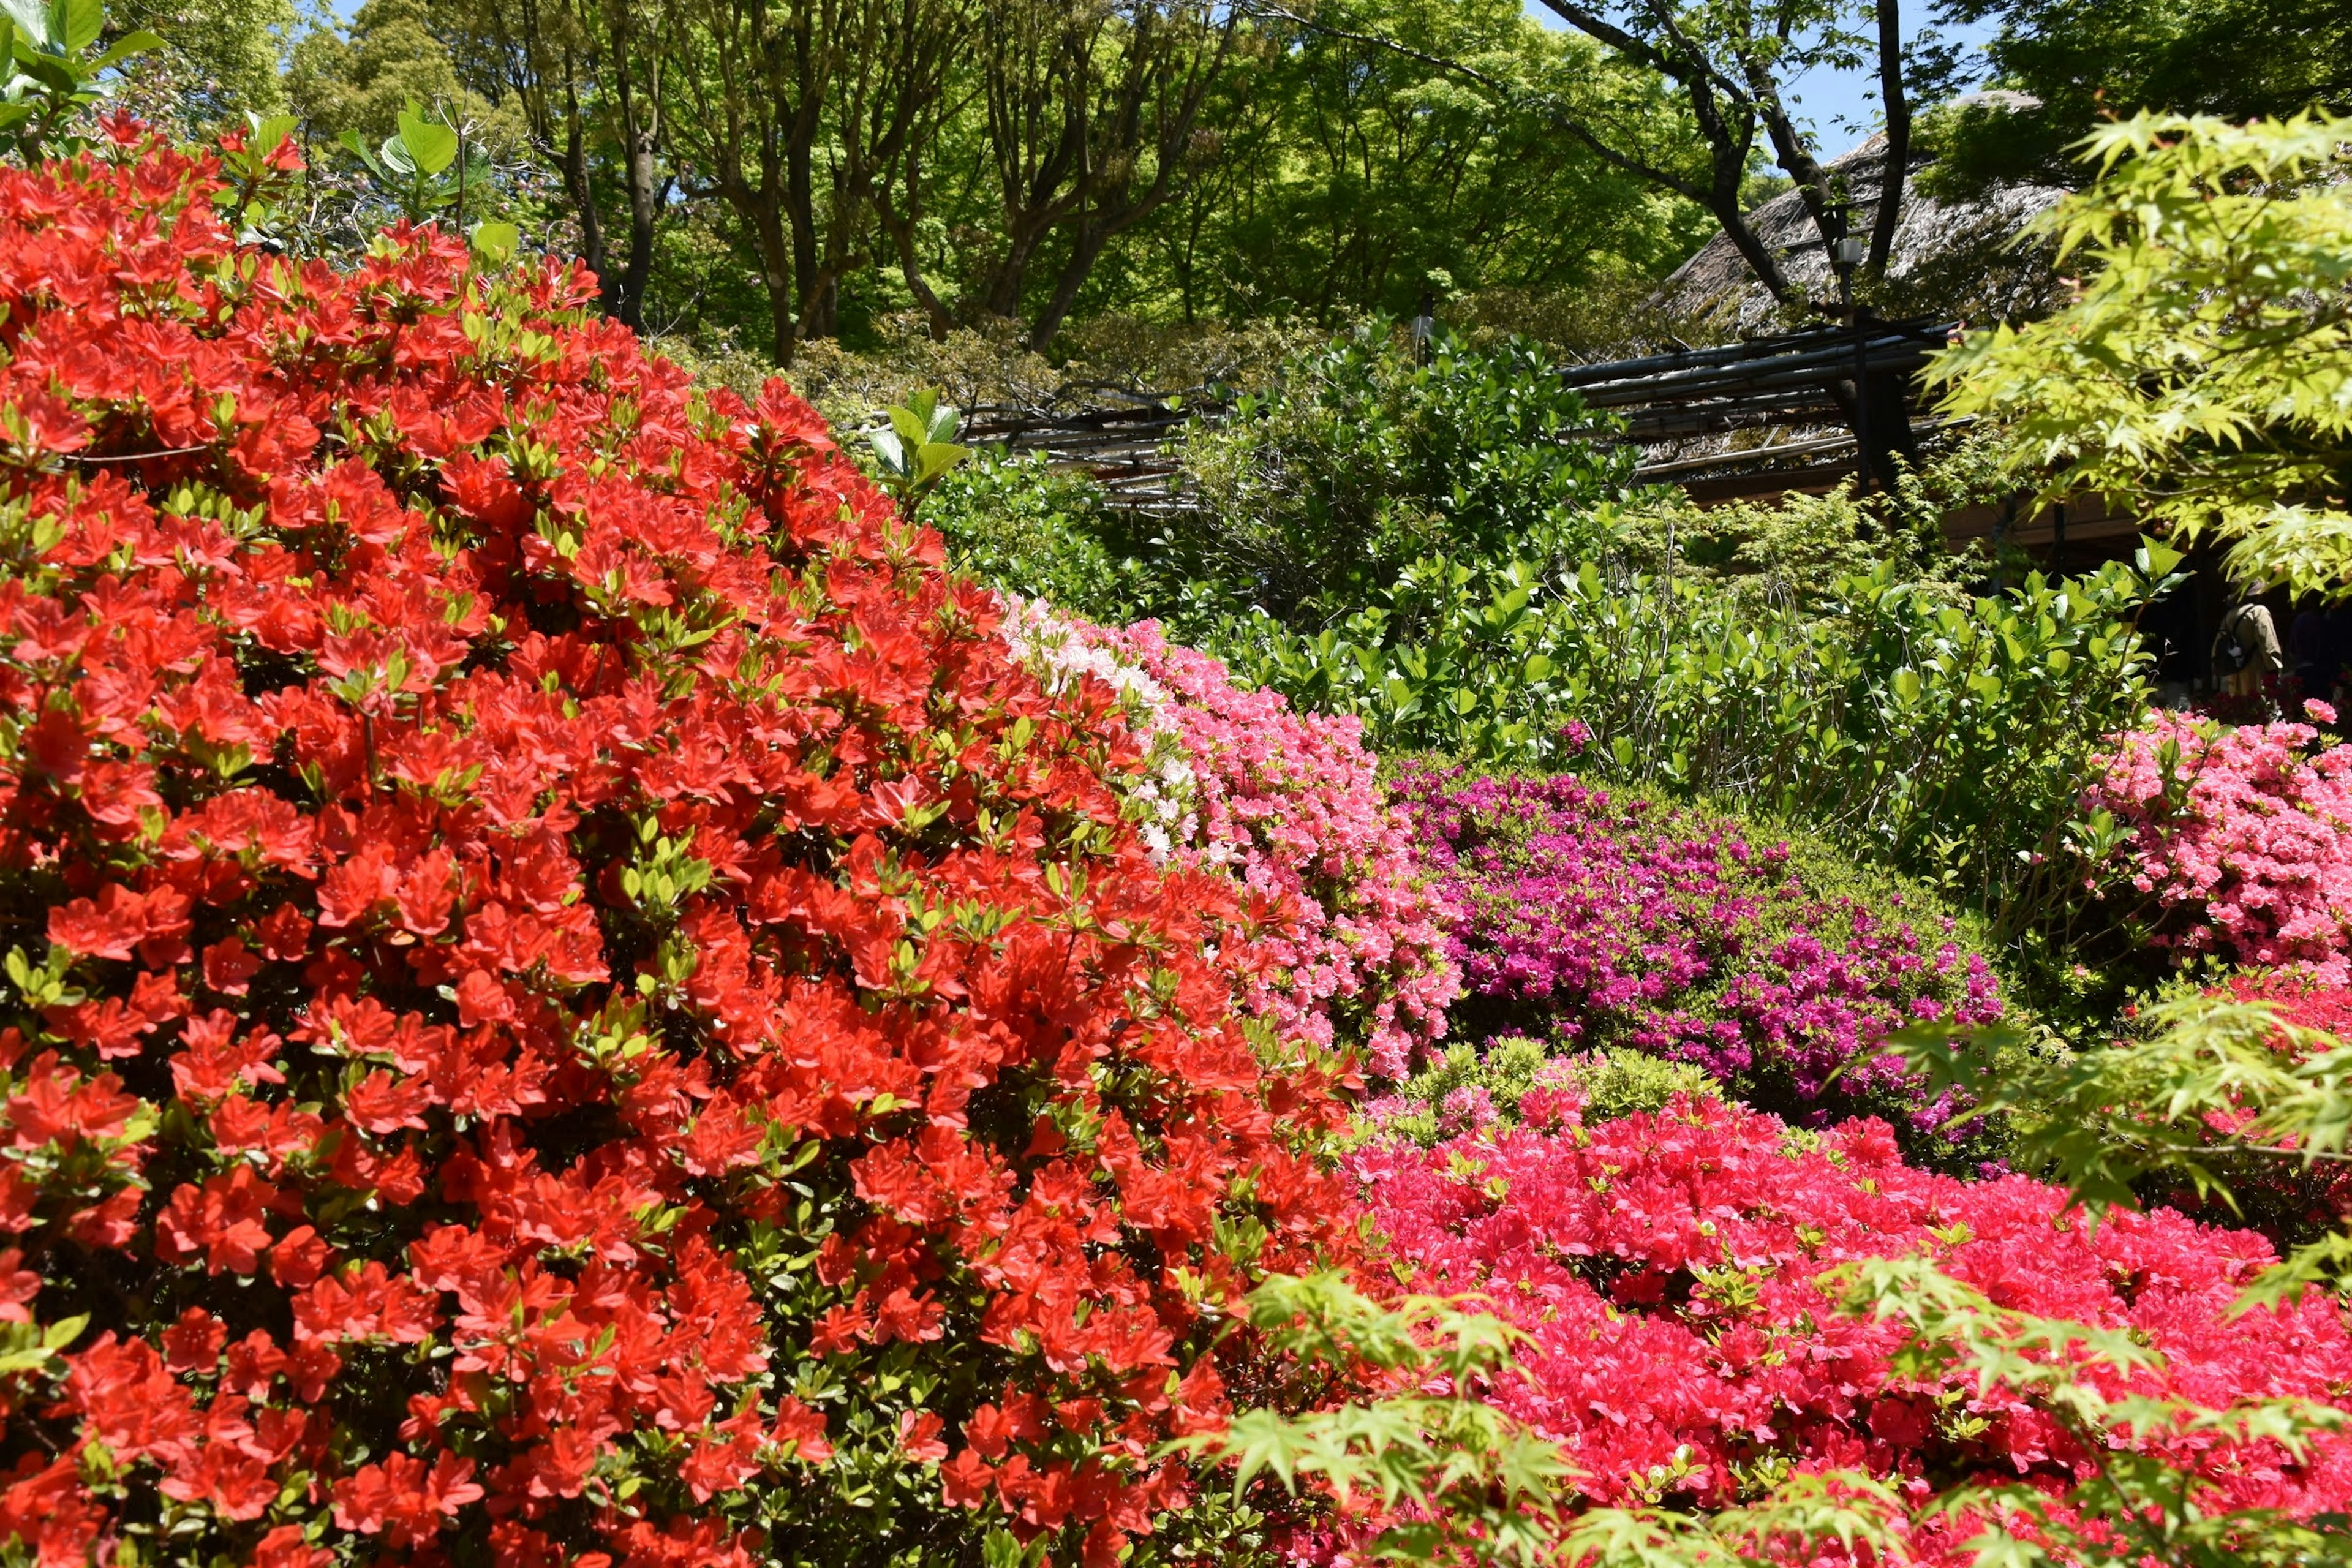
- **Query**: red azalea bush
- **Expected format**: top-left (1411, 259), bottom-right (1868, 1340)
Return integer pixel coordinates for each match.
top-left (1355, 1091), bottom-right (2352, 1539)
top-left (2086, 706), bottom-right (2352, 981)
top-left (0, 130), bottom-right (1367, 1567)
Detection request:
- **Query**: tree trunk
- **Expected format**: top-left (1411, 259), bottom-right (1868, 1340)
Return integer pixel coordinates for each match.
top-left (1027, 221), bottom-right (1109, 351)
top-left (1865, 0), bottom-right (1911, 280)
top-left (557, 97), bottom-right (608, 303)
top-left (608, 32), bottom-right (663, 330)
top-left (741, 181), bottom-right (799, 363)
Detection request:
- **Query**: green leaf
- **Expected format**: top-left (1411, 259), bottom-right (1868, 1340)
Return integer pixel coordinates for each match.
top-left (914, 440), bottom-right (971, 485)
top-left (55, 0), bottom-right (96, 54)
top-left (0, 0), bottom-right (42, 50)
top-left (337, 127), bottom-right (390, 182)
top-left (469, 220), bottom-right (519, 264)
top-left (89, 27), bottom-right (161, 67)
top-left (396, 105), bottom-right (459, 176)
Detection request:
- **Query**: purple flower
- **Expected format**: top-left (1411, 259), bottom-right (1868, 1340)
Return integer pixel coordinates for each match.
top-left (1394, 767), bottom-right (2005, 1131)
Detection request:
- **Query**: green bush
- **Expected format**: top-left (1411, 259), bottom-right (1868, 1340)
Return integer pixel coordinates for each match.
top-left (1611, 436), bottom-right (2008, 606)
top-left (1373, 1039), bottom-right (1722, 1146)
top-left (919, 451), bottom-right (1161, 624)
top-left (1215, 544), bottom-right (2184, 938)
top-left (1169, 323), bottom-right (1645, 628)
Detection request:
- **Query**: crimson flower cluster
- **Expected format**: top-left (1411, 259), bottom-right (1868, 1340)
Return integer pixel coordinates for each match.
top-left (0, 131), bottom-right (1365, 1568)
top-left (1357, 1092), bottom-right (2352, 1545)
top-left (1392, 769), bottom-right (2003, 1129)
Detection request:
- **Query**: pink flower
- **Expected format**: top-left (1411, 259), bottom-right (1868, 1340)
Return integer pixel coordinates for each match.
top-left (2084, 712), bottom-right (2352, 982)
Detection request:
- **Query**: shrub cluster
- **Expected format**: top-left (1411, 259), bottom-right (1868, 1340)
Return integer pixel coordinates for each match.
top-left (998, 600), bottom-right (1458, 1079)
top-left (1357, 1093), bottom-right (2352, 1528)
top-left (1393, 769), bottom-right (2005, 1137)
top-left (2087, 706), bottom-right (2352, 981)
top-left (0, 133), bottom-right (1367, 1567)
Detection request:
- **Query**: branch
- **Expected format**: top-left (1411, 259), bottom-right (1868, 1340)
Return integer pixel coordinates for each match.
top-left (1234, 0), bottom-right (1716, 204)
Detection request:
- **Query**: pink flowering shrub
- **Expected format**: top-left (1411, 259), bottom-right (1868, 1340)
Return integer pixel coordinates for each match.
top-left (2086, 708), bottom-right (2352, 980)
top-left (997, 604), bottom-right (1457, 1076)
top-left (1356, 1093), bottom-right (2352, 1529)
top-left (1394, 769), bottom-right (2005, 1133)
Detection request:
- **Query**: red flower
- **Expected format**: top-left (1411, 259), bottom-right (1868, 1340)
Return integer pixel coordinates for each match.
top-left (0, 131), bottom-right (1363, 1568)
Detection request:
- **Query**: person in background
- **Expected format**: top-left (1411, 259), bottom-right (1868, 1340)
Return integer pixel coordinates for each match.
top-left (2291, 605), bottom-right (2341, 709)
top-left (2212, 597), bottom-right (2283, 701)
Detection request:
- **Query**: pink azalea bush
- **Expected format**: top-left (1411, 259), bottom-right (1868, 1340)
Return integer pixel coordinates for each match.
top-left (1356, 1091), bottom-right (2352, 1534)
top-left (2086, 706), bottom-right (2352, 980)
top-left (998, 601), bottom-right (1457, 1076)
top-left (1393, 769), bottom-right (2003, 1129)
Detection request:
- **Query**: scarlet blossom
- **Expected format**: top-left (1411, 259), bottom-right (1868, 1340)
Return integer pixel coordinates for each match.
top-left (0, 132), bottom-right (1363, 1567)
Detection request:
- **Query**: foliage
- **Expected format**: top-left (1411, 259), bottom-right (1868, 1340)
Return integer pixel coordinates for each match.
top-left (2081, 707), bottom-right (2352, 981)
top-left (335, 98), bottom-right (498, 232)
top-left (997, 601), bottom-right (1460, 1079)
top-left (2117, 971), bottom-right (2352, 1252)
top-left (1364, 1039), bottom-right (1722, 1147)
top-left (1523, 0), bottom-right (1942, 316)
top-left (1151, 0), bottom-right (1709, 327)
top-left (1170, 325), bottom-right (1640, 631)
top-left (1891, 995), bottom-right (2352, 1308)
top-left (1391, 769), bottom-right (2008, 1146)
top-left (1172, 1272), bottom-right (1578, 1568)
top-left (1613, 437), bottom-right (2005, 607)
top-left (0, 0), bottom-right (158, 159)
top-left (856, 390), bottom-right (971, 518)
top-left (1359, 1091), bottom-right (2352, 1550)
top-left (1926, 0), bottom-right (2352, 197)
top-left (110, 0), bottom-right (296, 126)
top-left (1931, 113), bottom-right (2352, 598)
top-left (1216, 547), bottom-right (2182, 935)
top-left (921, 453), bottom-right (1157, 629)
top-left (0, 136), bottom-right (1376, 1566)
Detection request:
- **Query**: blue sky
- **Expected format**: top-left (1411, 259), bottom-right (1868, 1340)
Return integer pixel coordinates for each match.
top-left (1526, 2), bottom-right (2000, 159)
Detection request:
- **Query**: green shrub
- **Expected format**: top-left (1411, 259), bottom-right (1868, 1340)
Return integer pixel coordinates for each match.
top-left (1215, 545), bottom-right (2184, 938)
top-left (1611, 436), bottom-right (2008, 606)
top-left (1169, 323), bottom-right (1645, 628)
top-left (1372, 1040), bottom-right (1722, 1146)
top-left (919, 451), bottom-right (1160, 624)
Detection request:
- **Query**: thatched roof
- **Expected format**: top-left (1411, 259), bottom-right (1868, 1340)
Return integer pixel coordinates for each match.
top-left (1659, 105), bottom-right (2070, 336)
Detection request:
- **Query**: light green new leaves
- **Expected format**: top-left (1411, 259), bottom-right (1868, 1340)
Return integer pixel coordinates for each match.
top-left (1886, 993), bottom-right (2352, 1315)
top-left (336, 99), bottom-right (497, 229)
top-left (0, 0), bottom-right (159, 160)
top-left (864, 389), bottom-right (972, 516)
top-left (1834, 1255), bottom-right (2352, 1568)
top-left (1887, 998), bottom-right (2352, 1226)
top-left (1931, 112), bottom-right (2352, 597)
top-left (1172, 1273), bottom-right (1575, 1567)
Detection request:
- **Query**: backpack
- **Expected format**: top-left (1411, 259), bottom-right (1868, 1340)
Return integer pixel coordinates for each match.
top-left (2215, 607), bottom-right (2255, 675)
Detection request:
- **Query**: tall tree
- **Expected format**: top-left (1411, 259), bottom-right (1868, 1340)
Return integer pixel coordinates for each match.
top-left (796, 0), bottom-right (974, 340)
top-left (1929, 0), bottom-right (2352, 196)
top-left (440, 0), bottom-right (672, 326)
top-left (975, 0), bottom-right (1241, 349)
top-left (1154, 0), bottom-right (1701, 323)
top-left (1524, 0), bottom-right (1923, 306)
top-left (662, 0), bottom-right (832, 361)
